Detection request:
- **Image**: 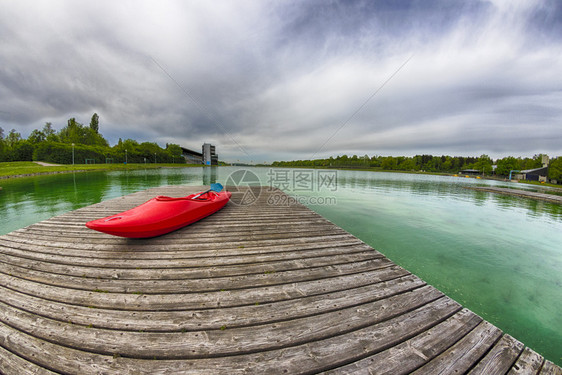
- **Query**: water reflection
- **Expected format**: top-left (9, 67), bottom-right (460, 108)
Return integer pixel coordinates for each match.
top-left (202, 166), bottom-right (218, 185)
top-left (328, 171), bottom-right (562, 221)
top-left (0, 168), bottom-right (207, 235)
top-left (479, 190), bottom-right (562, 220)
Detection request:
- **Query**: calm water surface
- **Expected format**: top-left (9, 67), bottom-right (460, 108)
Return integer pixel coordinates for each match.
top-left (1, 167), bottom-right (561, 365)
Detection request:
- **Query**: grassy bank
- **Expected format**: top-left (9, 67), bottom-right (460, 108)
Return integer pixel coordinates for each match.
top-left (0, 161), bottom-right (202, 179)
top-left (514, 179), bottom-right (562, 189)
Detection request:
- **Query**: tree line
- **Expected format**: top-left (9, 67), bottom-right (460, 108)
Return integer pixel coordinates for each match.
top-left (272, 154), bottom-right (562, 182)
top-left (0, 114), bottom-right (186, 165)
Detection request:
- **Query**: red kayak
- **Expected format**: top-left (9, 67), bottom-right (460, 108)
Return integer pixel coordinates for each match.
top-left (86, 190), bottom-right (231, 238)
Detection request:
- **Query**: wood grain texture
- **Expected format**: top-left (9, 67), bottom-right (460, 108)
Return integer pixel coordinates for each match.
top-left (411, 320), bottom-right (502, 375)
top-left (540, 361), bottom-right (562, 375)
top-left (507, 346), bottom-right (545, 375)
top-left (468, 334), bottom-right (525, 375)
top-left (0, 185), bottom-right (558, 374)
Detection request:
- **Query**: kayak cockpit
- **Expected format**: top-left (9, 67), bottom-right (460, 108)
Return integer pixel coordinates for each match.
top-left (155, 191), bottom-right (219, 202)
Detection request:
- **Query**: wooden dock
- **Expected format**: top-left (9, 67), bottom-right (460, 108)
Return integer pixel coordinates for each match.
top-left (466, 186), bottom-right (562, 205)
top-left (0, 186), bottom-right (560, 374)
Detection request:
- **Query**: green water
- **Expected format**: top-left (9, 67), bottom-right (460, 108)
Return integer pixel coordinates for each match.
top-left (0, 167), bottom-right (561, 365)
top-left (303, 171), bottom-right (562, 366)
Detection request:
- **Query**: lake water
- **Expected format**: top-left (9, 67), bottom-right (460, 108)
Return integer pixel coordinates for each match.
top-left (1, 166), bottom-right (561, 365)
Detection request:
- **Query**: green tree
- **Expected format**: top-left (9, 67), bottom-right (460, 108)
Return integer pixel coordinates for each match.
top-left (442, 157), bottom-right (453, 172)
top-left (369, 156), bottom-right (381, 168)
top-left (381, 156), bottom-right (398, 170)
top-left (2, 128), bottom-right (32, 161)
top-left (519, 155), bottom-right (542, 170)
top-left (28, 129), bottom-right (46, 144)
top-left (496, 156), bottom-right (521, 177)
top-left (398, 158), bottom-right (416, 171)
top-left (59, 117), bottom-right (108, 146)
top-left (165, 143), bottom-right (184, 163)
top-left (419, 155), bottom-right (433, 170)
top-left (123, 139), bottom-right (138, 148)
top-left (337, 155), bottom-right (348, 166)
top-left (427, 156), bottom-right (443, 172)
top-left (43, 122), bottom-right (58, 142)
top-left (532, 154), bottom-right (545, 169)
top-left (12, 140), bottom-right (34, 161)
top-left (0, 127), bottom-right (4, 160)
top-left (90, 113), bottom-right (99, 134)
top-left (473, 154), bottom-right (493, 175)
top-left (59, 118), bottom-right (81, 144)
top-left (5, 129), bottom-right (22, 148)
top-left (139, 142), bottom-right (161, 162)
top-left (548, 157), bottom-right (562, 182)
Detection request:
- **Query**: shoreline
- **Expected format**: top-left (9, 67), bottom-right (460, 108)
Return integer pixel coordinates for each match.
top-left (465, 186), bottom-right (562, 205)
top-left (2, 164), bottom-right (561, 197)
top-left (0, 169), bottom-right (93, 180)
top-left (0, 162), bottom-right (203, 181)
top-left (268, 165), bottom-right (562, 193)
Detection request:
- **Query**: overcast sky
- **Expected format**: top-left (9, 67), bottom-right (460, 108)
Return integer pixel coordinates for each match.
top-left (1, 0), bottom-right (561, 162)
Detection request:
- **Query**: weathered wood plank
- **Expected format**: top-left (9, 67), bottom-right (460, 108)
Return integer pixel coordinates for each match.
top-left (206, 297), bottom-right (462, 374)
top-left (323, 308), bottom-right (482, 374)
top-left (540, 360), bottom-right (562, 375)
top-left (0, 265), bottom-right (407, 311)
top-left (0, 245), bottom-right (380, 278)
top-left (0, 286), bottom-right (445, 359)
top-left (0, 243), bottom-right (378, 269)
top-left (468, 334), bottom-right (525, 375)
top-left (0, 274), bottom-right (421, 332)
top-left (0, 296), bottom-right (461, 374)
top-left (0, 248), bottom-right (382, 283)
top-left (0, 344), bottom-right (58, 375)
top-left (0, 252), bottom-right (384, 292)
top-left (507, 347), bottom-right (545, 375)
top-left (0, 232), bottom-right (357, 253)
top-left (411, 320), bottom-right (503, 375)
top-left (0, 322), bottom-right (117, 375)
top-left (3, 228), bottom-right (353, 249)
top-left (21, 220), bottom-right (340, 238)
top-left (0, 237), bottom-right (368, 258)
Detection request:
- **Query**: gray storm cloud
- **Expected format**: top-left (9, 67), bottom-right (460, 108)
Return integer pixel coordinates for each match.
top-left (1, 0), bottom-right (561, 162)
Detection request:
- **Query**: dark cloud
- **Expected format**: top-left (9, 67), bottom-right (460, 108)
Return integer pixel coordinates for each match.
top-left (1, 0), bottom-right (561, 162)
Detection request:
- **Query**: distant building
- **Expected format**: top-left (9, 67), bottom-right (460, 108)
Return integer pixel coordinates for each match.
top-left (180, 147), bottom-right (203, 164)
top-left (513, 157), bottom-right (550, 182)
top-left (180, 144), bottom-right (219, 165)
top-left (202, 143), bottom-right (218, 166)
top-left (514, 167), bottom-right (549, 182)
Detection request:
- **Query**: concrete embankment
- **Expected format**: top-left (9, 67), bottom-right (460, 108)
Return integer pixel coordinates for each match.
top-left (465, 186), bottom-right (562, 205)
